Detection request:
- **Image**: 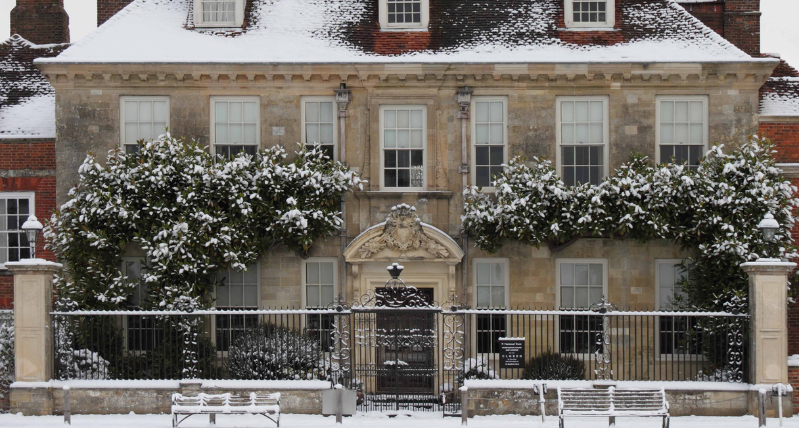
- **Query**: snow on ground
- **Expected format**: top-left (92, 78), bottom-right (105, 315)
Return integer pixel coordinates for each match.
top-left (0, 412), bottom-right (796, 428)
top-left (0, 94), bottom-right (55, 139)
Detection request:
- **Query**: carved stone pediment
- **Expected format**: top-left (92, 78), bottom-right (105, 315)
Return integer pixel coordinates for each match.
top-left (345, 204), bottom-right (464, 263)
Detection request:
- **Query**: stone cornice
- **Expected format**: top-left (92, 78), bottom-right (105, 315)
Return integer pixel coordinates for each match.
top-left (36, 62), bottom-right (777, 90)
top-left (759, 115), bottom-right (799, 124)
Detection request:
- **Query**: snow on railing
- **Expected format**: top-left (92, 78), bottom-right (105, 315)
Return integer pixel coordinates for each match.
top-left (50, 308), bottom-right (346, 316)
top-left (456, 309), bottom-right (748, 317)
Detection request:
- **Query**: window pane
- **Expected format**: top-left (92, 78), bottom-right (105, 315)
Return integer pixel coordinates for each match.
top-left (575, 124), bottom-right (589, 143)
top-left (153, 101), bottom-right (167, 121)
top-left (385, 150), bottom-right (396, 167)
top-left (307, 285), bottom-right (320, 307)
top-left (306, 102), bottom-right (319, 122)
top-left (321, 102), bottom-right (334, 122)
top-left (411, 110), bottom-right (423, 128)
top-left (575, 264), bottom-right (589, 285)
top-left (675, 124), bottom-right (688, 145)
top-left (562, 124), bottom-right (574, 145)
top-left (476, 102), bottom-right (489, 122)
top-left (125, 101), bottom-right (138, 121)
top-left (562, 101), bottom-right (574, 122)
top-left (490, 146), bottom-right (504, 166)
top-left (575, 101), bottom-right (589, 122)
top-left (244, 102), bottom-right (257, 123)
top-left (589, 263), bottom-right (602, 286)
top-left (385, 110), bottom-right (396, 128)
top-left (411, 150), bottom-right (423, 167)
top-left (477, 286), bottom-right (490, 308)
top-left (590, 124), bottom-right (603, 144)
top-left (560, 263), bottom-right (574, 286)
top-left (675, 101), bottom-right (689, 122)
top-left (384, 130), bottom-right (396, 148)
top-left (661, 101), bottom-right (674, 122)
top-left (490, 102), bottom-right (503, 122)
top-left (320, 262), bottom-right (334, 284)
top-left (215, 102), bottom-right (228, 123)
top-left (661, 124), bottom-right (673, 145)
top-left (492, 262), bottom-right (504, 285)
top-left (229, 102), bottom-right (242, 122)
top-left (490, 124), bottom-right (503, 145)
top-left (589, 101), bottom-right (603, 121)
top-left (397, 130), bottom-right (409, 148)
top-left (397, 110), bottom-right (409, 128)
top-left (476, 124), bottom-right (489, 145)
top-left (690, 101), bottom-right (703, 122)
top-left (410, 130), bottom-right (423, 148)
top-left (307, 262), bottom-right (320, 284)
top-left (561, 287), bottom-right (574, 308)
top-left (321, 284), bottom-right (334, 306)
top-left (139, 102), bottom-right (152, 121)
top-left (477, 262), bottom-right (491, 285)
top-left (491, 286), bottom-right (505, 308)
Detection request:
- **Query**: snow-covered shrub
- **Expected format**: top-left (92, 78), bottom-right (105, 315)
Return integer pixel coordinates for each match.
top-left (463, 137), bottom-right (798, 312)
top-left (0, 322), bottom-right (14, 406)
top-left (44, 135), bottom-right (360, 378)
top-left (522, 352), bottom-right (585, 380)
top-left (45, 135), bottom-right (362, 314)
top-left (69, 349), bottom-right (110, 380)
top-left (459, 357), bottom-right (499, 381)
top-left (226, 324), bottom-right (330, 380)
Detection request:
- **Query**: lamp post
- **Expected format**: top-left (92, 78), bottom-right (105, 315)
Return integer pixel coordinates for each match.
top-left (757, 212), bottom-right (779, 260)
top-left (21, 215), bottom-right (43, 259)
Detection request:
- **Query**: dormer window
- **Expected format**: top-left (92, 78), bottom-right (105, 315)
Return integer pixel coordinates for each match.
top-left (379, 0), bottom-right (429, 31)
top-left (194, 0), bottom-right (245, 28)
top-left (564, 0), bottom-right (615, 29)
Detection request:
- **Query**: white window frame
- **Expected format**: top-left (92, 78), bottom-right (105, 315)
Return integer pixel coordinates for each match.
top-left (193, 0), bottom-right (245, 28)
top-left (379, 105), bottom-right (428, 191)
top-left (379, 0), bottom-right (430, 31)
top-left (0, 192), bottom-right (35, 270)
top-left (301, 257), bottom-right (340, 309)
top-left (655, 95), bottom-right (709, 166)
top-left (555, 96), bottom-right (610, 186)
top-left (471, 258), bottom-right (510, 357)
top-left (655, 259), bottom-right (703, 360)
top-left (301, 96), bottom-right (339, 161)
top-left (119, 96), bottom-right (170, 152)
top-left (555, 258), bottom-right (608, 357)
top-left (209, 96), bottom-right (261, 157)
top-left (564, 0), bottom-right (615, 29)
top-left (470, 96), bottom-right (508, 190)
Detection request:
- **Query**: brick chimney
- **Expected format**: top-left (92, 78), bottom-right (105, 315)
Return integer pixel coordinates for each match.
top-left (10, 0), bottom-right (70, 45)
top-left (724, 0), bottom-right (761, 56)
top-left (98, 0), bottom-right (134, 27)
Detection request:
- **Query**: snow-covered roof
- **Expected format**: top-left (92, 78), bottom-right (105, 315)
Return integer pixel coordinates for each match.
top-left (760, 77), bottom-right (799, 117)
top-left (38, 0), bottom-right (762, 65)
top-left (0, 35), bottom-right (67, 139)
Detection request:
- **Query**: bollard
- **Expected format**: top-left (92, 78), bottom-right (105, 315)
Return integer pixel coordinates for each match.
top-left (536, 383), bottom-right (547, 423)
top-left (772, 383), bottom-right (793, 427)
top-left (460, 386), bottom-right (468, 426)
top-left (63, 386), bottom-right (71, 425)
top-left (759, 388), bottom-right (767, 427)
top-left (335, 383), bottom-right (343, 424)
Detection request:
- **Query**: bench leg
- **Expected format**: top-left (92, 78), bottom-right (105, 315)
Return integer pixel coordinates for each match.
top-left (663, 416), bottom-right (669, 428)
top-left (172, 414), bottom-right (177, 428)
top-left (609, 416), bottom-right (616, 426)
top-left (559, 416), bottom-right (564, 428)
top-left (209, 413), bottom-right (216, 425)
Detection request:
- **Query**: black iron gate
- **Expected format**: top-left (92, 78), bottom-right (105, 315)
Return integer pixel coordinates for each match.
top-left (343, 263), bottom-right (466, 415)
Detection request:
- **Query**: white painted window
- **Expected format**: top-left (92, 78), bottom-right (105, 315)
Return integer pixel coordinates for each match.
top-left (194, 0), bottom-right (245, 27)
top-left (379, 0), bottom-right (429, 30)
top-left (656, 260), bottom-right (701, 356)
top-left (214, 264), bottom-right (259, 351)
top-left (121, 259), bottom-right (160, 351)
top-left (120, 97), bottom-right (169, 154)
top-left (301, 97), bottom-right (337, 160)
top-left (656, 96), bottom-right (708, 170)
top-left (565, 0), bottom-right (615, 28)
top-left (302, 258), bottom-right (338, 350)
top-left (556, 97), bottom-right (609, 186)
top-left (380, 105), bottom-right (427, 190)
top-left (557, 259), bottom-right (607, 354)
top-left (210, 97), bottom-right (260, 158)
top-left (0, 192), bottom-right (34, 269)
top-left (471, 97), bottom-right (507, 188)
top-left (473, 259), bottom-right (509, 354)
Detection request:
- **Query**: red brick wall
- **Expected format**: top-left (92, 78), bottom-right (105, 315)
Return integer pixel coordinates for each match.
top-left (723, 0), bottom-right (760, 57)
top-left (760, 123), bottom-right (799, 163)
top-left (791, 366), bottom-right (799, 413)
top-left (680, 1), bottom-right (725, 36)
top-left (97, 0), bottom-right (134, 27)
top-left (0, 140), bottom-right (57, 310)
top-left (10, 0), bottom-right (69, 45)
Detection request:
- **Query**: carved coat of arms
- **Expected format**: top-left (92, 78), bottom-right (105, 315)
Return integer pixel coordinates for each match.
top-left (359, 204), bottom-right (450, 259)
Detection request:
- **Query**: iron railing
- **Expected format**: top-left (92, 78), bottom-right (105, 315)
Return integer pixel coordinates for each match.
top-left (50, 307), bottom-right (749, 413)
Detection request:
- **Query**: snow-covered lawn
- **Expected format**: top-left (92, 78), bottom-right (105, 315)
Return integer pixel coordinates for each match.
top-left (0, 412), bottom-right (795, 428)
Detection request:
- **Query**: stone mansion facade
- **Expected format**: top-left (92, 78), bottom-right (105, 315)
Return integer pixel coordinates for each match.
top-left (32, 0), bottom-right (786, 318)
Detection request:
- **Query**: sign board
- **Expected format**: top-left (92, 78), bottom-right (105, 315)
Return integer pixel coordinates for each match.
top-left (498, 337), bottom-right (525, 368)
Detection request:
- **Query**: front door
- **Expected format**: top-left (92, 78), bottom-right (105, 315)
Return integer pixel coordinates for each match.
top-left (375, 288), bottom-right (436, 394)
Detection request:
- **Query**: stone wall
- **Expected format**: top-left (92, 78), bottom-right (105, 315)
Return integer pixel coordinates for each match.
top-left (11, 382), bottom-right (326, 416)
top-left (466, 385), bottom-right (791, 418)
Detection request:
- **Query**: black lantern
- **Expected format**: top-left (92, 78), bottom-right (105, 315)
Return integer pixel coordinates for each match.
top-left (21, 215), bottom-right (43, 259)
top-left (758, 212), bottom-right (779, 243)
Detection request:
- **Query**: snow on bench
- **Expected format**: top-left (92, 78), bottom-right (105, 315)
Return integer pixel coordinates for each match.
top-left (557, 387), bottom-right (669, 428)
top-left (171, 392), bottom-right (280, 427)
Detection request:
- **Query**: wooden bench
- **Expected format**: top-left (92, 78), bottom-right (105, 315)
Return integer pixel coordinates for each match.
top-left (558, 387), bottom-right (669, 428)
top-left (171, 392), bottom-right (281, 427)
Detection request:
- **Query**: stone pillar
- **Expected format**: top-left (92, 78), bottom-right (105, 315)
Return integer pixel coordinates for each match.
top-left (6, 259), bottom-right (62, 416)
top-left (742, 259), bottom-right (795, 417)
